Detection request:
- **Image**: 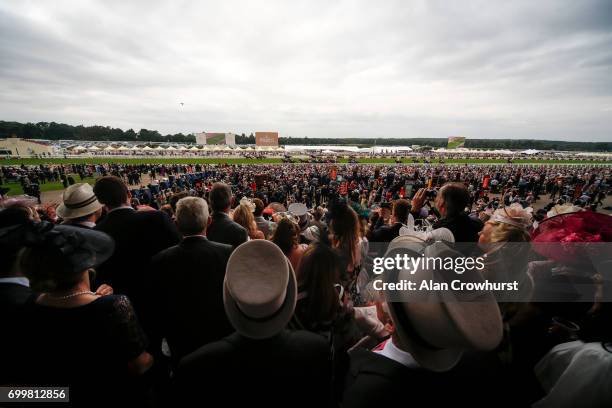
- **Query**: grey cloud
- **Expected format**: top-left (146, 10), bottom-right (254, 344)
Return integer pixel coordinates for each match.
top-left (0, 0), bottom-right (611, 141)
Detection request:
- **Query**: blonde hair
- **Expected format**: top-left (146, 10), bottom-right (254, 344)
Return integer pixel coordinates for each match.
top-left (486, 221), bottom-right (531, 243)
top-left (233, 204), bottom-right (257, 235)
top-left (487, 205), bottom-right (532, 243)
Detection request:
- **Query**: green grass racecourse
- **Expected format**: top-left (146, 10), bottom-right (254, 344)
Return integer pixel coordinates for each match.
top-left (2, 176), bottom-right (98, 196)
top-left (2, 157), bottom-right (611, 166)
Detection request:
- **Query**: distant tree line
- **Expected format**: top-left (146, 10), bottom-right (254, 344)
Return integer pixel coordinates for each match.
top-left (1, 120), bottom-right (610, 151)
top-left (0, 121), bottom-right (195, 143)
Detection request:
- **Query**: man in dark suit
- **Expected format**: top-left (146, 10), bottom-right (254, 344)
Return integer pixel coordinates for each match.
top-left (411, 183), bottom-right (483, 254)
top-left (344, 240), bottom-right (506, 408)
top-left (343, 347), bottom-right (507, 408)
top-left (173, 240), bottom-right (331, 408)
top-left (0, 275), bottom-right (33, 313)
top-left (206, 182), bottom-right (248, 248)
top-left (371, 199), bottom-right (412, 243)
top-left (176, 330), bottom-right (332, 407)
top-left (151, 196), bottom-right (233, 364)
top-left (0, 205), bottom-right (37, 314)
top-left (93, 176), bottom-right (181, 338)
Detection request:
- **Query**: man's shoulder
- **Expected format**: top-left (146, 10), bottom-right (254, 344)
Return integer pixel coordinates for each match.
top-left (343, 348), bottom-right (424, 408)
top-left (210, 215), bottom-right (247, 233)
top-left (347, 347), bottom-right (413, 378)
top-left (226, 218), bottom-right (246, 231)
top-left (153, 238), bottom-right (231, 262)
top-left (466, 214), bottom-right (484, 229)
top-left (133, 209), bottom-right (170, 223)
top-left (151, 243), bottom-right (181, 262)
top-left (0, 283), bottom-right (33, 306)
top-left (178, 335), bottom-right (238, 372)
top-left (208, 213), bottom-right (228, 228)
top-left (95, 209), bottom-right (137, 230)
top-left (281, 329), bottom-right (330, 353)
top-left (180, 331), bottom-right (328, 370)
top-left (373, 223), bottom-right (400, 239)
top-left (185, 237), bottom-right (233, 254)
top-left (205, 239), bottom-right (233, 253)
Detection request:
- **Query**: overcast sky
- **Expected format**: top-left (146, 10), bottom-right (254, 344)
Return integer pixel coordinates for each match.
top-left (1, 0), bottom-right (611, 141)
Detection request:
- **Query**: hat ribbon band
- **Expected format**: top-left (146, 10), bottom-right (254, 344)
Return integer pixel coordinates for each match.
top-left (387, 267), bottom-right (443, 351)
top-left (64, 195), bottom-right (98, 210)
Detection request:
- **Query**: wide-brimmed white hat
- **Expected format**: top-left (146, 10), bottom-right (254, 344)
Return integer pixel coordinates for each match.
top-left (288, 202), bottom-right (308, 217)
top-left (57, 183), bottom-right (103, 220)
top-left (386, 227), bottom-right (455, 256)
top-left (546, 204), bottom-right (584, 218)
top-left (224, 240), bottom-right (297, 339)
top-left (398, 226), bottom-right (455, 243)
top-left (383, 240), bottom-right (503, 372)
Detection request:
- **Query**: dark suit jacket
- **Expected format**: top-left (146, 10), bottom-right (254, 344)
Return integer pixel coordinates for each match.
top-left (371, 220), bottom-right (403, 243)
top-left (206, 212), bottom-right (248, 248)
top-left (174, 330), bottom-right (332, 407)
top-left (0, 282), bottom-right (33, 312)
top-left (434, 213), bottom-right (483, 254)
top-left (150, 236), bottom-right (234, 363)
top-left (0, 281), bottom-right (34, 383)
top-left (344, 348), bottom-right (508, 408)
top-left (94, 207), bottom-right (181, 338)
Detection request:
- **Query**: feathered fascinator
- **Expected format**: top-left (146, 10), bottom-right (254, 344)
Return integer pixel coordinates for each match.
top-left (490, 203), bottom-right (533, 229)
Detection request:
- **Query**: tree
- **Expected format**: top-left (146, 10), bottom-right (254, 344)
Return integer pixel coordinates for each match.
top-left (125, 128), bottom-right (137, 140)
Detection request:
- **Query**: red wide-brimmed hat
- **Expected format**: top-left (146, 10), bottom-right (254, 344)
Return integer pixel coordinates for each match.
top-left (531, 211), bottom-right (612, 265)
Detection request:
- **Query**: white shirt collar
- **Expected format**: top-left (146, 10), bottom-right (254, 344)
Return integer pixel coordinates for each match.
top-left (108, 205), bottom-right (135, 213)
top-left (182, 234), bottom-right (206, 239)
top-left (374, 338), bottom-right (420, 368)
top-left (64, 220), bottom-right (96, 228)
top-left (0, 277), bottom-right (30, 287)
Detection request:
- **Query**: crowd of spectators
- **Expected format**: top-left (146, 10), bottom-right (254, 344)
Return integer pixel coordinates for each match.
top-left (0, 161), bottom-right (611, 407)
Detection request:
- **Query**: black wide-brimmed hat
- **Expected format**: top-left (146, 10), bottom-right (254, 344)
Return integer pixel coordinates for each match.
top-left (0, 221), bottom-right (114, 274)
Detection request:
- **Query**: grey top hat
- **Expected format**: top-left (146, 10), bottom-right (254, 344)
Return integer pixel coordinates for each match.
top-left (223, 240), bottom-right (297, 339)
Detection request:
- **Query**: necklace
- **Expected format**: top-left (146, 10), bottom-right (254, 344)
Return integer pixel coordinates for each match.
top-left (47, 291), bottom-right (96, 300)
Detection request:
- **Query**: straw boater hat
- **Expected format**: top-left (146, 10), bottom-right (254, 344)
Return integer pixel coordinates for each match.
top-left (56, 183), bottom-right (103, 220)
top-left (224, 240), bottom-right (297, 339)
top-left (383, 240), bottom-right (503, 372)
